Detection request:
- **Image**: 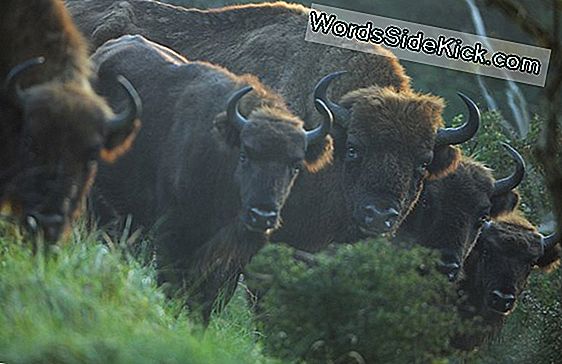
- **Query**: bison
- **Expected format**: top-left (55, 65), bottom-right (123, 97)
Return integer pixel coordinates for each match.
top-left (396, 143), bottom-right (525, 281)
top-left (0, 0), bottom-right (141, 242)
top-left (66, 0), bottom-right (411, 128)
top-left (67, 0), bottom-right (478, 245)
top-left (269, 73), bottom-right (479, 250)
top-left (89, 35), bottom-right (334, 322)
top-left (452, 213), bottom-right (560, 350)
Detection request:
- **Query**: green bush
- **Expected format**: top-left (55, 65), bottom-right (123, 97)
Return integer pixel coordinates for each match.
top-left (0, 221), bottom-right (274, 364)
top-left (246, 240), bottom-right (467, 363)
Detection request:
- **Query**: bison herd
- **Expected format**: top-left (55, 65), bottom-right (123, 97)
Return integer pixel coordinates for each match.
top-left (0, 0), bottom-right (560, 353)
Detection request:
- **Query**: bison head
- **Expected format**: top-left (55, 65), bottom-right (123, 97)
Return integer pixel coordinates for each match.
top-left (215, 85), bottom-right (333, 234)
top-left (399, 143), bottom-right (525, 281)
top-left (1, 57), bottom-right (141, 242)
top-left (315, 72), bottom-right (478, 236)
top-left (462, 214), bottom-right (559, 317)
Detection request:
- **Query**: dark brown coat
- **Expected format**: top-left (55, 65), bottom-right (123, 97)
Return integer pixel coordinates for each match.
top-left (68, 0), bottom-right (475, 248)
top-left (396, 146), bottom-right (523, 281)
top-left (66, 0), bottom-right (411, 127)
top-left (452, 212), bottom-right (560, 350)
top-left (0, 0), bottom-right (141, 241)
top-left (90, 35), bottom-right (333, 322)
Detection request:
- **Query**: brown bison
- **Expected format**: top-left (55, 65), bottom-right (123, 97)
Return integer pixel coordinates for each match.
top-left (269, 73), bottom-right (479, 250)
top-left (67, 0), bottom-right (478, 244)
top-left (396, 143), bottom-right (525, 281)
top-left (452, 213), bottom-right (560, 350)
top-left (66, 0), bottom-right (411, 127)
top-left (89, 35), bottom-right (333, 322)
top-left (0, 0), bottom-right (141, 241)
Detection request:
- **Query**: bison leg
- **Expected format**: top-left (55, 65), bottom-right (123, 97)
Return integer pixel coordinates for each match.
top-left (157, 222), bottom-right (267, 326)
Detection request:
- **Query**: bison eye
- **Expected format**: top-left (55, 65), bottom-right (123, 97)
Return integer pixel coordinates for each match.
top-left (290, 161), bottom-right (303, 176)
top-left (87, 145), bottom-right (102, 162)
top-left (345, 145), bottom-right (360, 161)
top-left (416, 162), bottom-right (429, 176)
top-left (476, 211), bottom-right (491, 227)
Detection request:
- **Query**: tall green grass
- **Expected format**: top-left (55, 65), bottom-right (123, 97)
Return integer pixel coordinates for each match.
top-left (0, 221), bottom-right (274, 364)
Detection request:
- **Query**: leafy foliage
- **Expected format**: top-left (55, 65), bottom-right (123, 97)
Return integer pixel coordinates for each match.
top-left (245, 110), bottom-right (560, 363)
top-left (246, 241), bottom-right (467, 363)
top-left (459, 111), bottom-right (551, 224)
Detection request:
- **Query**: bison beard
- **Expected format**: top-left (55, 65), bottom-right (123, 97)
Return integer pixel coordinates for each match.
top-left (0, 0), bottom-right (141, 242)
top-left (90, 35), bottom-right (333, 323)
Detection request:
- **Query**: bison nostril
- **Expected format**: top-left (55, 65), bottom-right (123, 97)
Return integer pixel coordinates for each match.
top-left (248, 208), bottom-right (278, 230)
top-left (490, 290), bottom-right (516, 313)
top-left (363, 205), bottom-right (377, 224)
top-left (438, 260), bottom-right (460, 281)
top-left (382, 208), bottom-right (399, 228)
top-left (360, 205), bottom-right (400, 232)
top-left (25, 215), bottom-right (39, 233)
top-left (25, 213), bottom-right (65, 241)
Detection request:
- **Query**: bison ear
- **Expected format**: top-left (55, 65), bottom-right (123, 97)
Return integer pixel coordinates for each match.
top-left (535, 243), bottom-right (561, 272)
top-left (426, 145), bottom-right (461, 180)
top-left (304, 135), bottom-right (334, 173)
top-left (490, 190), bottom-right (520, 218)
top-left (100, 119), bottom-right (141, 163)
top-left (213, 111), bottom-right (240, 148)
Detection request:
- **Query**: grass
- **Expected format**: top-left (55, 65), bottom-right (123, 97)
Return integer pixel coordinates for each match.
top-left (0, 220), bottom-right (275, 364)
top-left (0, 217), bottom-right (560, 363)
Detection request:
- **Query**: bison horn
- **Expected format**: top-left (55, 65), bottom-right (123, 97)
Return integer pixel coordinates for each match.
top-left (4, 57), bottom-right (46, 105)
top-left (227, 86), bottom-right (253, 131)
top-left (107, 75), bottom-right (142, 132)
top-left (541, 232), bottom-right (558, 251)
top-left (313, 71), bottom-right (351, 127)
top-left (305, 99), bottom-right (333, 145)
top-left (436, 92), bottom-right (480, 146)
top-left (493, 143), bottom-right (525, 196)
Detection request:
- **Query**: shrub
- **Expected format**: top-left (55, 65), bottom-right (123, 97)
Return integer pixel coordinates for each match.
top-left (247, 240), bottom-right (467, 363)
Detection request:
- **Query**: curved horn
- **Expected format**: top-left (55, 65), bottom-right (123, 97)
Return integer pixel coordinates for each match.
top-left (4, 57), bottom-right (46, 105)
top-left (226, 86), bottom-right (252, 131)
top-left (436, 92), bottom-right (480, 145)
top-left (313, 71), bottom-right (350, 126)
top-left (107, 75), bottom-right (142, 132)
top-left (305, 99), bottom-right (333, 145)
top-left (493, 143), bottom-right (526, 196)
top-left (542, 232), bottom-right (559, 251)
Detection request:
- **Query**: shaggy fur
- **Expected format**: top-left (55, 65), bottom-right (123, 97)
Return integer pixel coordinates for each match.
top-left (90, 35), bottom-right (333, 322)
top-left (0, 0), bottom-right (139, 242)
top-left (397, 156), bottom-right (521, 280)
top-left (67, 0), bottom-right (411, 128)
top-left (273, 87), bottom-right (462, 250)
top-left (68, 0), bottom-right (465, 249)
top-left (0, 0), bottom-right (90, 84)
top-left (453, 211), bottom-right (560, 350)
